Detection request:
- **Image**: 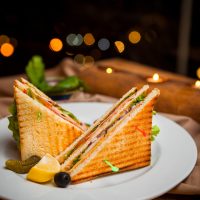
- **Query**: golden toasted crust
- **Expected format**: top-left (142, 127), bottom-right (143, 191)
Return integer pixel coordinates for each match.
top-left (57, 85), bottom-right (149, 165)
top-left (72, 161), bottom-right (150, 184)
top-left (68, 95), bottom-right (158, 183)
top-left (14, 87), bottom-right (83, 160)
top-left (17, 78), bottom-right (51, 100)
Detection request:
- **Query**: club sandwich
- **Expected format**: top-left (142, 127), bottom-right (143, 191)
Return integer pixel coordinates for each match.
top-left (56, 85), bottom-right (160, 183)
top-left (10, 78), bottom-right (87, 160)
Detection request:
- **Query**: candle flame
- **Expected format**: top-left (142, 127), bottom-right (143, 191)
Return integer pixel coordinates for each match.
top-left (106, 67), bottom-right (113, 74)
top-left (195, 80), bottom-right (200, 88)
top-left (153, 73), bottom-right (159, 81)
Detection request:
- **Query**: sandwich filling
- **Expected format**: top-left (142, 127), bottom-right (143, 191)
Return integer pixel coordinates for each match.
top-left (60, 86), bottom-right (149, 170)
top-left (66, 88), bottom-right (160, 179)
top-left (56, 87), bottom-right (138, 163)
top-left (8, 79), bottom-right (86, 147)
top-left (69, 94), bottom-right (146, 168)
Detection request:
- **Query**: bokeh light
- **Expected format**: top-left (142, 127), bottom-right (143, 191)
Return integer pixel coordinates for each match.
top-left (49, 38), bottom-right (63, 52)
top-left (114, 41), bottom-right (125, 53)
top-left (74, 54), bottom-right (85, 64)
top-left (196, 67), bottom-right (200, 79)
top-left (0, 43), bottom-right (14, 57)
top-left (153, 73), bottom-right (160, 81)
top-left (128, 31), bottom-right (141, 44)
top-left (98, 38), bottom-right (110, 51)
top-left (85, 56), bottom-right (94, 65)
top-left (83, 33), bottom-right (95, 46)
top-left (66, 34), bottom-right (83, 46)
top-left (195, 80), bottom-right (200, 89)
top-left (106, 67), bottom-right (113, 74)
top-left (66, 34), bottom-right (76, 46)
top-left (0, 35), bottom-right (10, 46)
top-left (73, 34), bottom-right (83, 46)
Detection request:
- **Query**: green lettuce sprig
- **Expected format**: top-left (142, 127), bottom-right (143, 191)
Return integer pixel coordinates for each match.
top-left (8, 102), bottom-right (20, 148)
top-left (151, 125), bottom-right (160, 141)
top-left (25, 55), bottom-right (88, 94)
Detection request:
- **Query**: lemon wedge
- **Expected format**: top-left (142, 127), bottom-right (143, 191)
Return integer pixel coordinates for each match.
top-left (27, 153), bottom-right (60, 183)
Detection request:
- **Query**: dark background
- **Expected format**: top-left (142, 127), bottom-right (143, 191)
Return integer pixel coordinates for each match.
top-left (0, 0), bottom-right (199, 78)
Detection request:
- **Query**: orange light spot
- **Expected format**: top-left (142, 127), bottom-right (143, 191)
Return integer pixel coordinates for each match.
top-left (49, 38), bottom-right (63, 52)
top-left (1, 43), bottom-right (14, 57)
top-left (114, 41), bottom-right (125, 53)
top-left (128, 31), bottom-right (141, 44)
top-left (83, 33), bottom-right (95, 46)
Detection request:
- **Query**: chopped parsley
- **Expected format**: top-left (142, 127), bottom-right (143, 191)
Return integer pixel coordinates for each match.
top-left (152, 110), bottom-right (157, 115)
top-left (72, 155), bottom-right (81, 167)
top-left (37, 111), bottom-right (42, 121)
top-left (27, 88), bottom-right (33, 98)
top-left (59, 108), bottom-right (79, 122)
top-left (131, 93), bottom-right (146, 106)
top-left (64, 148), bottom-right (75, 159)
top-left (103, 159), bottom-right (119, 172)
top-left (151, 125), bottom-right (160, 141)
top-left (85, 123), bottom-right (91, 127)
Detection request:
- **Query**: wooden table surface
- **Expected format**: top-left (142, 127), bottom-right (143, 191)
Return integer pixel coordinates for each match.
top-left (77, 58), bottom-right (200, 123)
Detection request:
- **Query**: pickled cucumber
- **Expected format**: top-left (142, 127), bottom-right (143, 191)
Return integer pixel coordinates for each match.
top-left (5, 155), bottom-right (41, 174)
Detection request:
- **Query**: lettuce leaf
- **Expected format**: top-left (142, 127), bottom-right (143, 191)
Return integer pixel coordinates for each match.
top-left (25, 55), bottom-right (49, 91)
top-left (131, 93), bottom-right (146, 106)
top-left (59, 107), bottom-right (79, 122)
top-left (25, 55), bottom-right (88, 94)
top-left (151, 125), bottom-right (160, 141)
top-left (8, 102), bottom-right (20, 148)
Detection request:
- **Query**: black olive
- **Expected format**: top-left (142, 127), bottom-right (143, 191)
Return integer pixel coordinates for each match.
top-left (54, 172), bottom-right (71, 188)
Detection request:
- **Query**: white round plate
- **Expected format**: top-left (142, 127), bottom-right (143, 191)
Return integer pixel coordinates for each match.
top-left (0, 102), bottom-right (197, 200)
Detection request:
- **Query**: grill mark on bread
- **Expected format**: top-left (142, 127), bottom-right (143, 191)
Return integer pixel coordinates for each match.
top-left (67, 89), bottom-right (159, 180)
top-left (14, 85), bottom-right (83, 160)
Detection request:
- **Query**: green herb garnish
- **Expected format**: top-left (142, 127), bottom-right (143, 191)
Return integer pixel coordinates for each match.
top-left (47, 76), bottom-right (85, 93)
top-left (27, 88), bottom-right (33, 98)
top-left (72, 155), bottom-right (81, 167)
top-left (64, 148), bottom-right (75, 159)
top-left (151, 125), bottom-right (160, 141)
top-left (37, 111), bottom-right (42, 121)
top-left (152, 110), bottom-right (157, 115)
top-left (25, 55), bottom-right (49, 92)
top-left (103, 160), bottom-right (119, 172)
top-left (59, 108), bottom-right (79, 122)
top-left (25, 55), bottom-right (88, 95)
top-left (8, 101), bottom-right (20, 148)
top-left (131, 93), bottom-right (146, 106)
top-left (85, 123), bottom-right (91, 127)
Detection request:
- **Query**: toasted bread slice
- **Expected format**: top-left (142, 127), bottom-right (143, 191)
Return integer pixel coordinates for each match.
top-left (14, 86), bottom-right (83, 160)
top-left (15, 79), bottom-right (86, 130)
top-left (62, 89), bottom-right (159, 183)
top-left (56, 85), bottom-right (148, 164)
top-left (20, 77), bottom-right (52, 100)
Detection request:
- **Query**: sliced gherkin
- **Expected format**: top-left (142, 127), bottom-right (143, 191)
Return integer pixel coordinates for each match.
top-left (5, 155), bottom-right (41, 174)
